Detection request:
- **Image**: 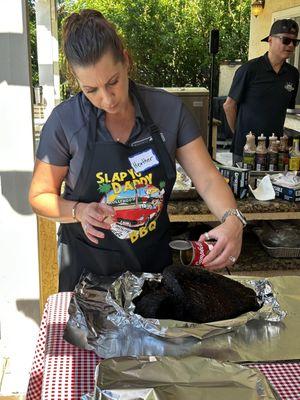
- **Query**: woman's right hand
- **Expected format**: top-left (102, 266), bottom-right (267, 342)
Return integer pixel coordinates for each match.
top-left (76, 202), bottom-right (116, 244)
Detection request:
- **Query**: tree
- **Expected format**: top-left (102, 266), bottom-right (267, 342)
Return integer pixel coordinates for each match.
top-left (30, 0), bottom-right (251, 96)
top-left (28, 0), bottom-right (38, 87)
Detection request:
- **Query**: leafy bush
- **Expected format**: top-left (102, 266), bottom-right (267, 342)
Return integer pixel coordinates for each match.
top-left (30, 0), bottom-right (251, 97)
top-left (28, 0), bottom-right (38, 87)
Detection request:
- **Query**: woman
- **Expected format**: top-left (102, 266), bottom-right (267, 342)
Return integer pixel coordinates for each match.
top-left (29, 9), bottom-right (245, 292)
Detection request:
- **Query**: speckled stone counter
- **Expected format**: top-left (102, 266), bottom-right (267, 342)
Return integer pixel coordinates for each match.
top-left (168, 197), bottom-right (300, 222)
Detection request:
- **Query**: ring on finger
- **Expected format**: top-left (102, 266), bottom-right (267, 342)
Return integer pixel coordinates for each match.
top-left (228, 255), bottom-right (236, 263)
top-left (83, 223), bottom-right (88, 232)
top-left (204, 232), bottom-right (210, 241)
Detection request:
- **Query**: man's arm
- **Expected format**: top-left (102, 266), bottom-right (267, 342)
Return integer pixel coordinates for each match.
top-left (223, 96), bottom-right (237, 134)
top-left (223, 62), bottom-right (249, 135)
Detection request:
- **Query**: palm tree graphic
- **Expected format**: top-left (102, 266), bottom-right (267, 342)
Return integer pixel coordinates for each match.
top-left (97, 183), bottom-right (112, 195)
top-left (159, 181), bottom-right (166, 190)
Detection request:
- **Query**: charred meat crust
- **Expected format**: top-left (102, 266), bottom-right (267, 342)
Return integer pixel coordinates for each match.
top-left (133, 266), bottom-right (261, 323)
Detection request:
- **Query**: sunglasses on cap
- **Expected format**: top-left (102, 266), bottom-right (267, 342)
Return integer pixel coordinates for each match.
top-left (272, 35), bottom-right (300, 46)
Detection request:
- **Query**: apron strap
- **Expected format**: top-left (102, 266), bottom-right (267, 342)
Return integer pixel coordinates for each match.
top-left (129, 80), bottom-right (176, 180)
top-left (149, 124), bottom-right (176, 180)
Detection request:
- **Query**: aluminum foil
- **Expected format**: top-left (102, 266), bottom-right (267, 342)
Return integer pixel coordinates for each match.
top-left (81, 355), bottom-right (280, 400)
top-left (62, 272), bottom-right (300, 363)
top-left (173, 162), bottom-right (192, 191)
top-left (105, 271), bottom-right (285, 340)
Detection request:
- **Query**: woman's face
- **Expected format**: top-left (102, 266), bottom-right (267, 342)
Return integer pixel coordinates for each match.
top-left (73, 50), bottom-right (130, 114)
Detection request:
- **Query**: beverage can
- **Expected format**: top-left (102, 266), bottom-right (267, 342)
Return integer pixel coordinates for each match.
top-left (169, 240), bottom-right (214, 266)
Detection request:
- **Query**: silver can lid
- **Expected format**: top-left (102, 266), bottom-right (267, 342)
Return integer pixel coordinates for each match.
top-left (169, 240), bottom-right (192, 251)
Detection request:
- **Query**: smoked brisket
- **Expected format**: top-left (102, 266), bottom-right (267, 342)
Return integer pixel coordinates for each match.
top-left (133, 266), bottom-right (261, 323)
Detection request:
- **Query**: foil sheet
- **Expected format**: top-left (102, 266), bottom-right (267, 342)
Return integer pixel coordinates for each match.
top-left (63, 272), bottom-right (300, 362)
top-left (81, 355), bottom-right (280, 400)
top-left (105, 271), bottom-right (285, 339)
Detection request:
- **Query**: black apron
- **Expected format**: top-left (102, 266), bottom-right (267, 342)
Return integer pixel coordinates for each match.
top-left (58, 82), bottom-right (176, 291)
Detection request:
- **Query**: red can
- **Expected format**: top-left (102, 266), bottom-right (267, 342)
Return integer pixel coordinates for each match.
top-left (169, 240), bottom-right (214, 266)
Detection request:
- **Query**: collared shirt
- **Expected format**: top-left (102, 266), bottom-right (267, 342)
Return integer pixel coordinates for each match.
top-left (37, 83), bottom-right (200, 190)
top-left (229, 52), bottom-right (299, 156)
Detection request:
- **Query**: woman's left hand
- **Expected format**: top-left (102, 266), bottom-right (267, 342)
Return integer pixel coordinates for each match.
top-left (199, 217), bottom-right (243, 271)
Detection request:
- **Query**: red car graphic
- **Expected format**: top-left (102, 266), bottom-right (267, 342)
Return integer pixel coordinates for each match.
top-left (115, 206), bottom-right (158, 228)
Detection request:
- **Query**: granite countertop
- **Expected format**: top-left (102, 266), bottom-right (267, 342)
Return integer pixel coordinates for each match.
top-left (168, 197), bottom-right (300, 216)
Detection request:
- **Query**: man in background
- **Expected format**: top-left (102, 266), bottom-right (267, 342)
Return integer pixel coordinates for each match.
top-left (223, 19), bottom-right (300, 165)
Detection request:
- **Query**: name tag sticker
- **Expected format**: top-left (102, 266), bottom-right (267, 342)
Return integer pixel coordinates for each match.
top-left (128, 149), bottom-right (159, 173)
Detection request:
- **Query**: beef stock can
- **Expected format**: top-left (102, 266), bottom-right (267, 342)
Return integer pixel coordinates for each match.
top-left (169, 240), bottom-right (214, 266)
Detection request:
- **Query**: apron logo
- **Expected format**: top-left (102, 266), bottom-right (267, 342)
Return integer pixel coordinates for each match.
top-left (96, 169), bottom-right (166, 243)
top-left (100, 181), bottom-right (166, 243)
top-left (128, 149), bottom-right (159, 173)
top-left (284, 82), bottom-right (295, 92)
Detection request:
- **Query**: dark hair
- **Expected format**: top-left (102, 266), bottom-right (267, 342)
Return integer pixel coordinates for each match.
top-left (62, 9), bottom-right (126, 68)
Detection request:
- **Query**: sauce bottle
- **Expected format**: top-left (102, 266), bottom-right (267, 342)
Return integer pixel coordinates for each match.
top-left (267, 133), bottom-right (278, 171)
top-left (255, 134), bottom-right (267, 171)
top-left (242, 131), bottom-right (256, 170)
top-left (278, 135), bottom-right (289, 171)
top-left (289, 138), bottom-right (300, 171)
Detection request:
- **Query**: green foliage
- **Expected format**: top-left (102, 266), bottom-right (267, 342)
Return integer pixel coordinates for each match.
top-left (29, 0), bottom-right (251, 97)
top-left (28, 0), bottom-right (38, 87)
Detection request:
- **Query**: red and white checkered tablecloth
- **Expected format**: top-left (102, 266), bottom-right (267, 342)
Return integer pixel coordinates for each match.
top-left (26, 292), bottom-right (300, 400)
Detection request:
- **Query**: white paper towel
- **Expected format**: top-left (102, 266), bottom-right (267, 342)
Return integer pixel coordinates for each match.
top-left (249, 175), bottom-right (275, 201)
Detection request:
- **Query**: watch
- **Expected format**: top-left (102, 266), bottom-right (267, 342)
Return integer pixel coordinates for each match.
top-left (221, 208), bottom-right (247, 228)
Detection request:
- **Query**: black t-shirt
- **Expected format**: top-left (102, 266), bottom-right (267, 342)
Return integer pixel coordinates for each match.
top-left (229, 52), bottom-right (299, 156)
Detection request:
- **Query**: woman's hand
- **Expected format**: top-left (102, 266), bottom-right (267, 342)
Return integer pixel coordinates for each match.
top-left (199, 217), bottom-right (243, 271)
top-left (76, 202), bottom-right (116, 244)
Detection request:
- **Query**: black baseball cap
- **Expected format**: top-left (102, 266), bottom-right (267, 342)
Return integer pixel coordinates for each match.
top-left (261, 19), bottom-right (299, 42)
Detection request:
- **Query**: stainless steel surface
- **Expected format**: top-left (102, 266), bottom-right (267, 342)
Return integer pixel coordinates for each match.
top-left (163, 87), bottom-right (209, 146)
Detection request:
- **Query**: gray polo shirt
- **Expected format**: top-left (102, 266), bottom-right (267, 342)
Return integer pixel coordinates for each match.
top-left (36, 83), bottom-right (200, 190)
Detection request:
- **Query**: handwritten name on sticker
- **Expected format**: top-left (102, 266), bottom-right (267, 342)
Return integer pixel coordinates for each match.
top-left (129, 149), bottom-right (159, 173)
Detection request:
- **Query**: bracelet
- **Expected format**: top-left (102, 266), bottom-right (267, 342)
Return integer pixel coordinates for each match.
top-left (72, 201), bottom-right (80, 222)
top-left (221, 208), bottom-right (247, 227)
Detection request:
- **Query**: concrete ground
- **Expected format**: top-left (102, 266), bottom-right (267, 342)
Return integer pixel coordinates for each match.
top-left (0, 194), bottom-right (40, 398)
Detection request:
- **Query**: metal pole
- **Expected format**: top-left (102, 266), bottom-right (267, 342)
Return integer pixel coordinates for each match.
top-left (208, 53), bottom-right (215, 158)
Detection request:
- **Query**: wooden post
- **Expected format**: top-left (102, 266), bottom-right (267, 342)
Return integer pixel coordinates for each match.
top-left (37, 217), bottom-right (58, 315)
